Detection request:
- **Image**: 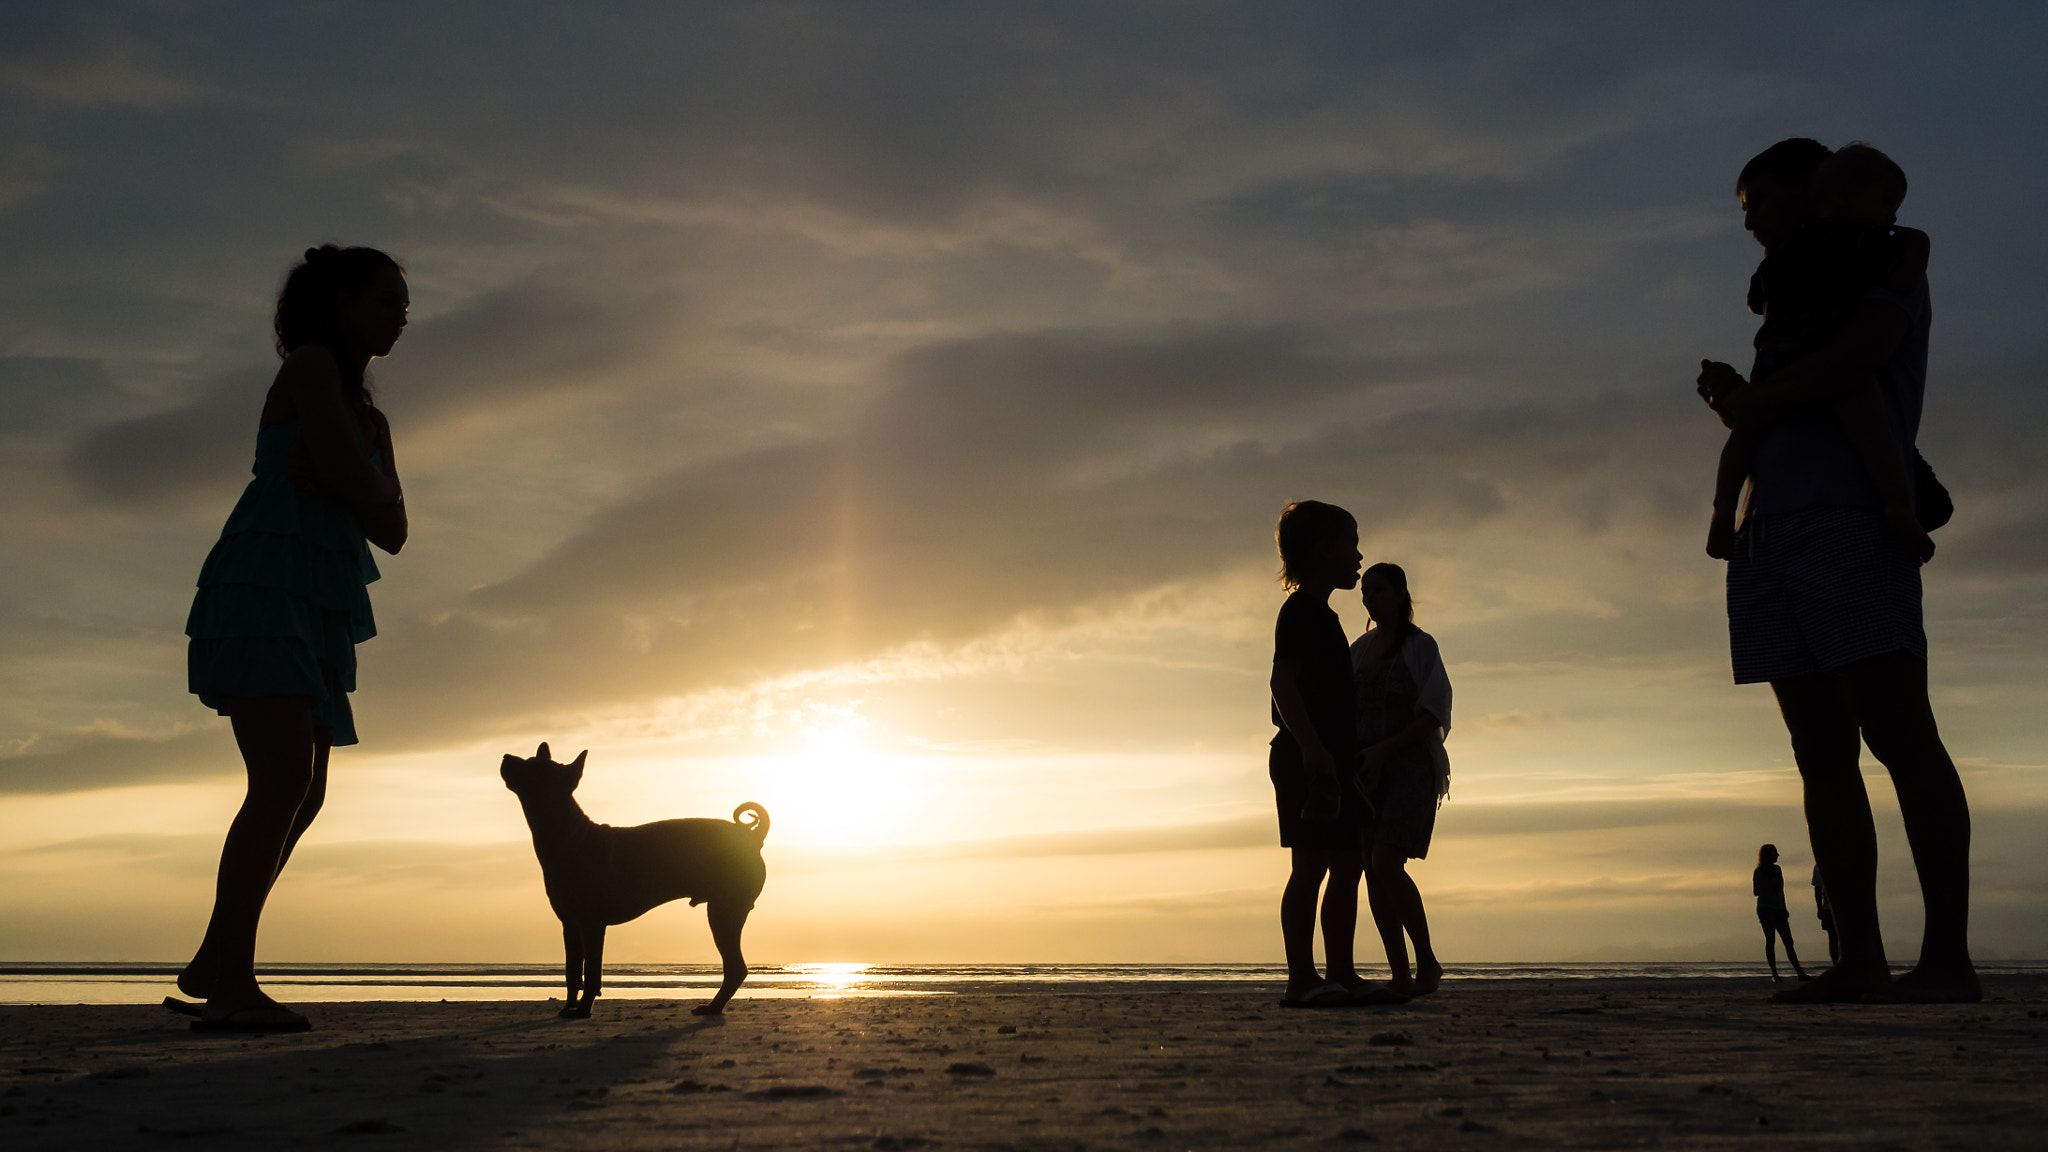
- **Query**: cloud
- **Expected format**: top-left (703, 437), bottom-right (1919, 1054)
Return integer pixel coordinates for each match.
top-left (346, 326), bottom-right (1684, 744)
top-left (58, 280), bottom-right (674, 506)
top-left (0, 356), bottom-right (121, 437)
top-left (872, 816), bottom-right (1273, 861)
top-left (61, 375), bottom-right (266, 505)
top-left (1441, 799), bottom-right (1786, 837)
top-left (0, 727), bottom-right (236, 796)
top-left (0, 0), bottom-right (2045, 980)
top-left (0, 32), bottom-right (210, 110)
top-left (371, 282), bottom-right (682, 426)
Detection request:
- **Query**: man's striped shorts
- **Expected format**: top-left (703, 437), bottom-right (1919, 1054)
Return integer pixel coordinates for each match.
top-left (1726, 506), bottom-right (1926, 685)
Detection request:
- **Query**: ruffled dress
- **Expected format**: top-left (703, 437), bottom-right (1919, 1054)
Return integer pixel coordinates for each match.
top-left (1350, 628), bottom-right (1454, 861)
top-left (186, 420), bottom-right (380, 745)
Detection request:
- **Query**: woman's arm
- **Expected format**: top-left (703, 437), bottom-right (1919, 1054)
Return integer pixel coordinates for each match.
top-left (280, 347), bottom-right (401, 511)
top-left (279, 349), bottom-right (407, 553)
top-left (1271, 660), bottom-right (1336, 777)
top-left (1357, 708), bottom-right (1445, 788)
top-left (356, 406), bottom-right (408, 555)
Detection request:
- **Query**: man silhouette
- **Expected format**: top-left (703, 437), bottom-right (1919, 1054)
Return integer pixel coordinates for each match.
top-left (1697, 138), bottom-right (1976, 1004)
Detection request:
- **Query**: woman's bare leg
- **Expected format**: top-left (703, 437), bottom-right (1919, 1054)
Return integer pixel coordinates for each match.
top-left (179, 734), bottom-right (328, 1000)
top-left (180, 697), bottom-right (319, 1019)
top-left (1777, 923), bottom-right (1810, 980)
top-left (1367, 843), bottom-right (1437, 994)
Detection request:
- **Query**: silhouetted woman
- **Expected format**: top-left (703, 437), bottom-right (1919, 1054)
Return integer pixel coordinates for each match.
top-left (1352, 562), bottom-right (1450, 998)
top-left (174, 246), bottom-right (410, 1031)
top-left (1755, 844), bottom-right (1811, 983)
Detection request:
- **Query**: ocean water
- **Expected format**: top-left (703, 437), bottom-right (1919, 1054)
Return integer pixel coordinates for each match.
top-left (6, 961), bottom-right (2043, 1005)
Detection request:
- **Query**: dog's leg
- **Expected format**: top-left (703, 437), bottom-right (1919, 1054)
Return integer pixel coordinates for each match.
top-left (693, 902), bottom-right (751, 1016)
top-left (559, 922), bottom-right (587, 1019)
top-left (579, 924), bottom-right (606, 1017)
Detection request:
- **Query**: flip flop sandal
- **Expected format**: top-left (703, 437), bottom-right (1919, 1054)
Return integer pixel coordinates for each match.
top-left (190, 1006), bottom-right (312, 1034)
top-left (1769, 980), bottom-right (1882, 1005)
top-left (1279, 984), bottom-right (1356, 1009)
top-left (162, 996), bottom-right (203, 1019)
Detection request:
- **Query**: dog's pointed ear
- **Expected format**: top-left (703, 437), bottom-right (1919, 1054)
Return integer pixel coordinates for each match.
top-left (536, 741), bottom-right (552, 762)
top-left (569, 749), bottom-right (587, 786)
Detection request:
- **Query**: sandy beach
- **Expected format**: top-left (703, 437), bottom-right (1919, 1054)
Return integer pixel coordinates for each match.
top-left (2, 975), bottom-right (2042, 1150)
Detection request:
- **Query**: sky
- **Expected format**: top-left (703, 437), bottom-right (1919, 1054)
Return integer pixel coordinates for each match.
top-left (2, 2), bottom-right (2046, 967)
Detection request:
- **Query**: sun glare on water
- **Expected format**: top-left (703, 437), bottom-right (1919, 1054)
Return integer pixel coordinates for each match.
top-left (782, 962), bottom-right (876, 998)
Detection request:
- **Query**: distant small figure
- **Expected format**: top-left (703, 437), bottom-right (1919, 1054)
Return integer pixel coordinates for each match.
top-left (1813, 864), bottom-right (1840, 965)
top-left (170, 246), bottom-right (410, 1034)
top-left (1351, 563), bottom-right (1451, 1000)
top-left (1754, 845), bottom-right (1811, 983)
top-left (502, 743), bottom-right (769, 1018)
top-left (1267, 501), bottom-right (1371, 1008)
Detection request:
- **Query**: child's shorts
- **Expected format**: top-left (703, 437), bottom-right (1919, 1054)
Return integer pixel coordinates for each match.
top-left (1270, 745), bottom-right (1366, 852)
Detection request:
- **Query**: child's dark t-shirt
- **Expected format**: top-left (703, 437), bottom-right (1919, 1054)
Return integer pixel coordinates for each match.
top-left (1270, 590), bottom-right (1357, 767)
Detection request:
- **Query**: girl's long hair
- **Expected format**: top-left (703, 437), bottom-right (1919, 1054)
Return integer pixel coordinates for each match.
top-left (274, 244), bottom-right (403, 409)
top-left (1363, 561), bottom-right (1416, 642)
top-left (1757, 843), bottom-right (1778, 867)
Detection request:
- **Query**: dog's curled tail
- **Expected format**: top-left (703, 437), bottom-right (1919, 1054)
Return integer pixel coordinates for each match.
top-left (733, 802), bottom-right (769, 842)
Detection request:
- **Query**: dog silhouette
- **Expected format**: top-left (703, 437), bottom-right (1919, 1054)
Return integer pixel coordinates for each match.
top-left (501, 742), bottom-right (768, 1017)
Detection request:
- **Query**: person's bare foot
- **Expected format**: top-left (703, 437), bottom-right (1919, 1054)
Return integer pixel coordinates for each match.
top-left (1348, 983), bottom-right (1411, 1006)
top-left (1770, 964), bottom-right (1889, 1004)
top-left (1879, 965), bottom-right (1981, 1004)
top-left (200, 987), bottom-right (307, 1027)
top-left (1280, 982), bottom-right (1355, 1008)
top-left (1411, 958), bottom-right (1442, 996)
top-left (175, 953), bottom-right (215, 1001)
top-left (199, 979), bottom-right (291, 1022)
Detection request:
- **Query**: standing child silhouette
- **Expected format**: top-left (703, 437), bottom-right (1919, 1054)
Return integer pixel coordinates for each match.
top-left (1268, 501), bottom-right (1369, 1007)
top-left (173, 246), bottom-right (411, 1032)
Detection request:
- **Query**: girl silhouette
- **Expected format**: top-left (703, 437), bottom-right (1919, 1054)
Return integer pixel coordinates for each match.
top-left (1352, 562), bottom-right (1450, 998)
top-left (1754, 843), bottom-right (1811, 984)
top-left (173, 246), bottom-right (410, 1032)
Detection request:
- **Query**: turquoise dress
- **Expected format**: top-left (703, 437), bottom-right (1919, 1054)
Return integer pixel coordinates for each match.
top-left (185, 420), bottom-right (381, 745)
